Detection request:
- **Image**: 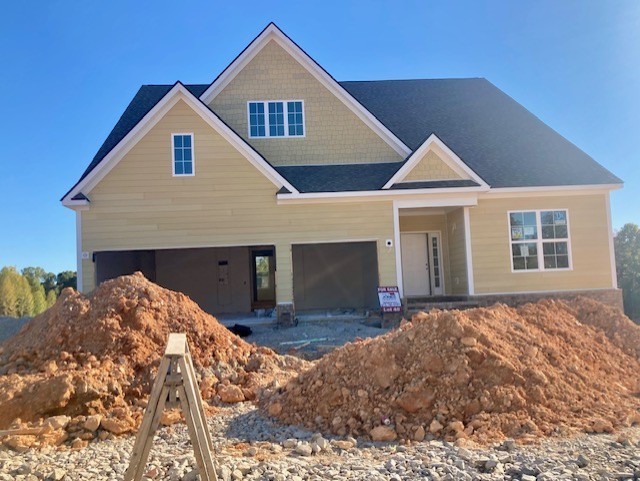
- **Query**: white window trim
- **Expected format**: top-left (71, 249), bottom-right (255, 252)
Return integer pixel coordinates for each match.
top-left (171, 133), bottom-right (195, 177)
top-left (507, 209), bottom-right (573, 273)
top-left (247, 100), bottom-right (306, 138)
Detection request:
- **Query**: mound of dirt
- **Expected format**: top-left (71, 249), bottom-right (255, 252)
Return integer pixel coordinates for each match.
top-left (0, 273), bottom-right (306, 449)
top-left (264, 298), bottom-right (640, 445)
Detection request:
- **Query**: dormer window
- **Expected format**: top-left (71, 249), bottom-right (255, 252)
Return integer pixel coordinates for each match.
top-left (172, 133), bottom-right (194, 176)
top-left (248, 101), bottom-right (305, 138)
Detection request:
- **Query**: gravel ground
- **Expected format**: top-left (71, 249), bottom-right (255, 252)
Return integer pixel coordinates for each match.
top-left (239, 319), bottom-right (389, 359)
top-left (0, 317), bottom-right (29, 343)
top-left (0, 404), bottom-right (638, 480)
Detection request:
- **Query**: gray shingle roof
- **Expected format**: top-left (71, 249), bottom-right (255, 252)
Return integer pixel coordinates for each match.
top-left (66, 78), bottom-right (621, 199)
top-left (274, 163), bottom-right (403, 192)
top-left (340, 78), bottom-right (621, 187)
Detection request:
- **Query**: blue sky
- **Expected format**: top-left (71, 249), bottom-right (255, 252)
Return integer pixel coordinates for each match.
top-left (0, 0), bottom-right (638, 274)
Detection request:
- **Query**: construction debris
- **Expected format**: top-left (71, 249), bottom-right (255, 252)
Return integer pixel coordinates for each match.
top-left (0, 273), bottom-right (307, 449)
top-left (264, 298), bottom-right (640, 444)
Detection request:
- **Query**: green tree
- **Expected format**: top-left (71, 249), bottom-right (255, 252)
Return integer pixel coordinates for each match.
top-left (15, 274), bottom-right (34, 317)
top-left (42, 272), bottom-right (57, 294)
top-left (31, 283), bottom-right (47, 314)
top-left (56, 271), bottom-right (77, 293)
top-left (0, 269), bottom-right (18, 317)
top-left (614, 223), bottom-right (640, 321)
top-left (0, 267), bottom-right (34, 317)
top-left (21, 267), bottom-right (54, 315)
top-left (45, 289), bottom-right (57, 308)
top-left (21, 266), bottom-right (47, 284)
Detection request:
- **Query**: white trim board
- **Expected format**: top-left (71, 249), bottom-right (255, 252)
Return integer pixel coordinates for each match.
top-left (62, 82), bottom-right (299, 207)
top-left (76, 210), bottom-right (83, 293)
top-left (483, 183), bottom-right (622, 198)
top-left (199, 23), bottom-right (411, 158)
top-left (383, 134), bottom-right (488, 189)
top-left (605, 192), bottom-right (618, 289)
top-left (277, 189), bottom-right (485, 205)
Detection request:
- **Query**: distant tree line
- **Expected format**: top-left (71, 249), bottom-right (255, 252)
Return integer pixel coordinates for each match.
top-left (0, 267), bottom-right (77, 318)
top-left (615, 223), bottom-right (640, 322)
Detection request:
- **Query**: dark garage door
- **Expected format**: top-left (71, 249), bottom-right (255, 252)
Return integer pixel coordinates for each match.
top-left (292, 241), bottom-right (379, 311)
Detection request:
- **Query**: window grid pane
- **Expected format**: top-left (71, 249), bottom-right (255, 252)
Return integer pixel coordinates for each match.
top-left (509, 210), bottom-right (569, 271)
top-left (249, 102), bottom-right (266, 137)
top-left (268, 102), bottom-right (285, 136)
top-left (173, 134), bottom-right (193, 175)
top-left (287, 101), bottom-right (304, 136)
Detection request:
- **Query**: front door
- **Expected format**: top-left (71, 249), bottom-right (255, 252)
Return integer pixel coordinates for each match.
top-left (401, 233), bottom-right (430, 296)
top-left (400, 232), bottom-right (444, 296)
top-left (251, 248), bottom-right (276, 309)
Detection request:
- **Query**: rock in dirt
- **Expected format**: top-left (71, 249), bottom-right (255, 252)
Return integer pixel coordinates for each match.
top-left (218, 384), bottom-right (245, 404)
top-left (370, 425), bottom-right (397, 441)
top-left (264, 298), bottom-right (640, 444)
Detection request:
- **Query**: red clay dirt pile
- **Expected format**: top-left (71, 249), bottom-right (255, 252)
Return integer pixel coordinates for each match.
top-left (265, 298), bottom-right (640, 445)
top-left (0, 272), bottom-right (306, 451)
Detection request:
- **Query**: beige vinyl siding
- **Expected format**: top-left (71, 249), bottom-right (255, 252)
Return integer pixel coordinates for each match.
top-left (402, 150), bottom-right (464, 182)
top-left (470, 194), bottom-right (614, 294)
top-left (399, 214), bottom-right (451, 295)
top-left (209, 39), bottom-right (402, 166)
top-left (445, 208), bottom-right (469, 295)
top-left (80, 99), bottom-right (397, 298)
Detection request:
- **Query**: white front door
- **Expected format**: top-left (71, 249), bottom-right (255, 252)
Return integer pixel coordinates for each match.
top-left (400, 233), bottom-right (430, 296)
top-left (401, 232), bottom-right (445, 296)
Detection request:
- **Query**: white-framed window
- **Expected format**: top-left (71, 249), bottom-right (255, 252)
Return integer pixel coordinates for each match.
top-left (172, 133), bottom-right (194, 176)
top-left (247, 100), bottom-right (305, 138)
top-left (508, 209), bottom-right (572, 272)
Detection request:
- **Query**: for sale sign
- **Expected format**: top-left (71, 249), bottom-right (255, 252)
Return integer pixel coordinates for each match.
top-left (378, 286), bottom-right (402, 313)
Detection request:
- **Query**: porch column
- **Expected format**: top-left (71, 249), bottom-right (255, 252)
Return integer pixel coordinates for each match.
top-left (463, 206), bottom-right (475, 295)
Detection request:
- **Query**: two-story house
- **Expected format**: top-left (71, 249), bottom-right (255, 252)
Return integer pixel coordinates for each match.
top-left (61, 23), bottom-right (623, 321)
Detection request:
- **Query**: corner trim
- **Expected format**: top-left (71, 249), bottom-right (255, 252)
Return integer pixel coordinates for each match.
top-left (76, 210), bottom-right (83, 293)
top-left (605, 192), bottom-right (618, 288)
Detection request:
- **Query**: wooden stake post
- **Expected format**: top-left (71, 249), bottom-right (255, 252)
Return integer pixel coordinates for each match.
top-left (124, 333), bottom-right (218, 481)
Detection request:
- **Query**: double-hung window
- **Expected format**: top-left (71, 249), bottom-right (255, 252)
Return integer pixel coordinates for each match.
top-left (248, 100), bottom-right (305, 138)
top-left (508, 209), bottom-right (571, 271)
top-left (172, 133), bottom-right (194, 176)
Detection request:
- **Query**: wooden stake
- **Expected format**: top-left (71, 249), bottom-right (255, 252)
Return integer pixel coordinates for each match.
top-left (124, 333), bottom-right (218, 481)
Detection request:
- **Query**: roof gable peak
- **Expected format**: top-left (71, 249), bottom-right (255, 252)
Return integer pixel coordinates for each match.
top-left (199, 23), bottom-right (411, 157)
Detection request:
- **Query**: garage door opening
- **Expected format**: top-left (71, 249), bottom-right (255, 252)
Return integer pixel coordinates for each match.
top-left (94, 246), bottom-right (275, 315)
top-left (292, 241), bottom-right (379, 311)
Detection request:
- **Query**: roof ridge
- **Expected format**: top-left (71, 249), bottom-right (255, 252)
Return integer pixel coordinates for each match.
top-left (339, 77), bottom-right (487, 83)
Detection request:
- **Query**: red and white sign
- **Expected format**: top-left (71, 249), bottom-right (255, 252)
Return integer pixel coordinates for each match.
top-left (377, 286), bottom-right (402, 313)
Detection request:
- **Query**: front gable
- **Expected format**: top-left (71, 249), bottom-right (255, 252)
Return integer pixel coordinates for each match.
top-left (90, 98), bottom-right (280, 203)
top-left (62, 83), bottom-right (297, 206)
top-left (402, 150), bottom-right (466, 182)
top-left (204, 24), bottom-right (408, 166)
top-left (385, 134), bottom-right (488, 189)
